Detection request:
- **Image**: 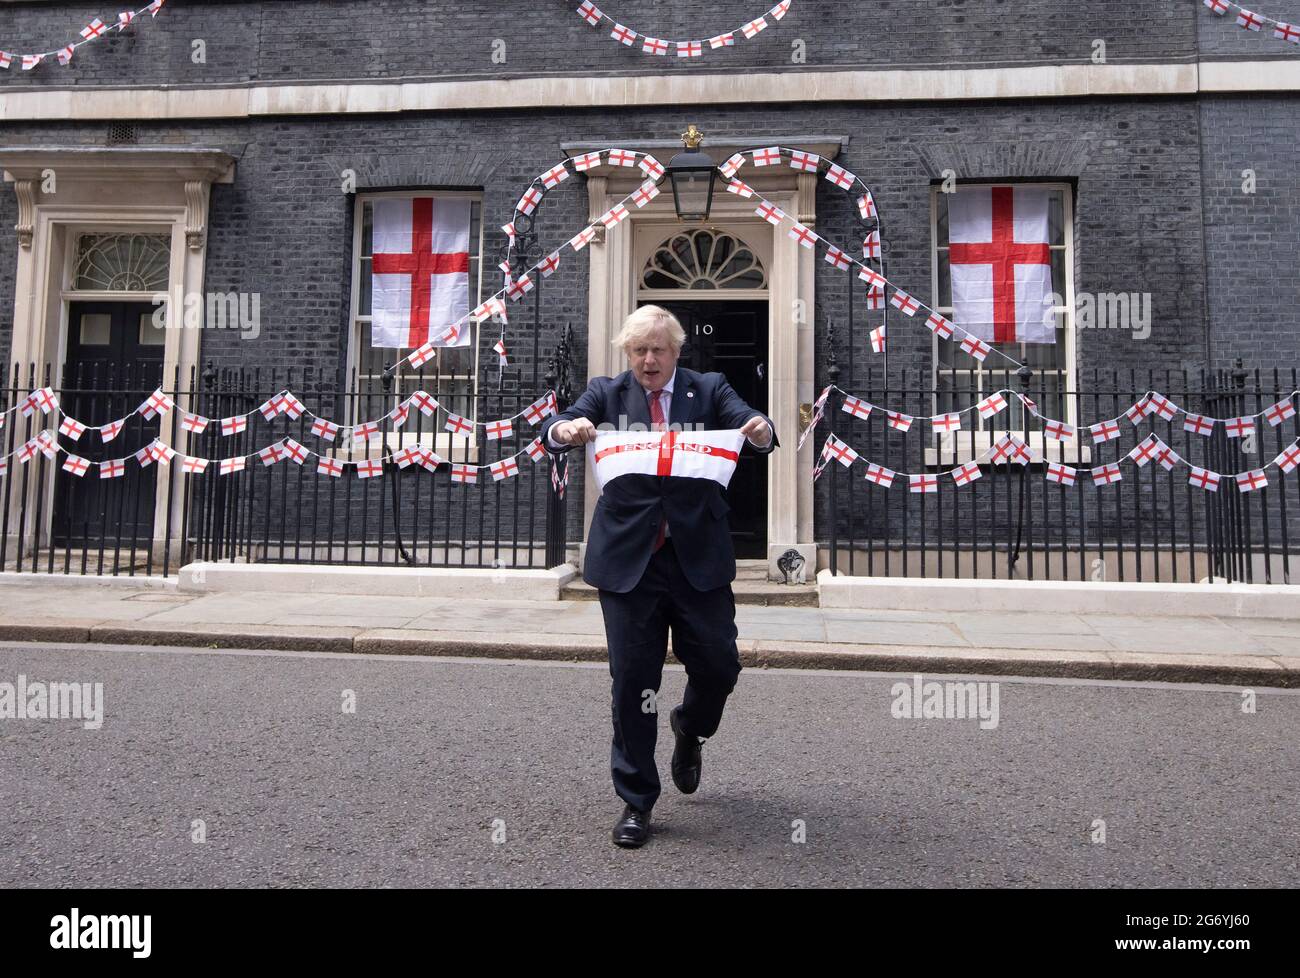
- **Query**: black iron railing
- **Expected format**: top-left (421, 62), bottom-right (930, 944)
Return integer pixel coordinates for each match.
top-left (1, 356), bottom-right (575, 577)
top-left (817, 361), bottom-right (1300, 585)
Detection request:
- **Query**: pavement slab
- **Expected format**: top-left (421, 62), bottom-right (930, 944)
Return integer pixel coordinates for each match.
top-left (0, 577), bottom-right (1296, 687)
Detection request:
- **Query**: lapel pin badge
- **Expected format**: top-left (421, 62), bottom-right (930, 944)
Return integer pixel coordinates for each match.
top-left (687, 391), bottom-right (694, 398)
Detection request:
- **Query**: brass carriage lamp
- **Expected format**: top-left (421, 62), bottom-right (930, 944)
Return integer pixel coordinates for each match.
top-left (668, 124), bottom-right (718, 222)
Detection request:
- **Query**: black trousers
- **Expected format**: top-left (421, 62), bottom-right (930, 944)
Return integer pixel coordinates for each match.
top-left (597, 538), bottom-right (743, 813)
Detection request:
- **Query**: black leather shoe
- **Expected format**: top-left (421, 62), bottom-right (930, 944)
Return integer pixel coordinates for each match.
top-left (670, 706), bottom-right (703, 795)
top-left (612, 804), bottom-right (651, 848)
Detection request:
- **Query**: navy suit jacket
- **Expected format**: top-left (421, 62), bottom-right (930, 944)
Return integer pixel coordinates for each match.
top-left (541, 367), bottom-right (778, 593)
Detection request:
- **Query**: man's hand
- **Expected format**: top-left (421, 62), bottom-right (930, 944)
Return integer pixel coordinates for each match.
top-left (552, 418), bottom-right (599, 446)
top-left (741, 416), bottom-right (773, 448)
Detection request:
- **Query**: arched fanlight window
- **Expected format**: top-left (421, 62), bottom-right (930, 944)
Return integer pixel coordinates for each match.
top-left (641, 228), bottom-right (766, 290)
top-left (74, 233), bottom-right (170, 292)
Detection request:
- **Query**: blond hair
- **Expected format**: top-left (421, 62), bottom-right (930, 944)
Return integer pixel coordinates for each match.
top-left (612, 304), bottom-right (686, 352)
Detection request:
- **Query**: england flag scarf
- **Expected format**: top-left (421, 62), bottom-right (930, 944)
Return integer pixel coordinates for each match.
top-left (588, 429), bottom-right (746, 491)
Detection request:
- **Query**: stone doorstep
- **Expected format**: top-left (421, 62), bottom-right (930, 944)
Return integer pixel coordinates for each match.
top-left (0, 571), bottom-right (177, 591)
top-left (176, 562), bottom-right (576, 600)
top-left (3, 621), bottom-right (1296, 689)
top-left (818, 572), bottom-right (1300, 621)
top-left (559, 579), bottom-right (820, 607)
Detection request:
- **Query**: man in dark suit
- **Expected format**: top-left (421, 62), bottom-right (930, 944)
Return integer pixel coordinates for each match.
top-left (541, 305), bottom-right (778, 848)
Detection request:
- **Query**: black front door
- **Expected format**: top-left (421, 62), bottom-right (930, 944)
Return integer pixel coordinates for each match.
top-left (54, 302), bottom-right (167, 545)
top-left (644, 300), bottom-right (769, 559)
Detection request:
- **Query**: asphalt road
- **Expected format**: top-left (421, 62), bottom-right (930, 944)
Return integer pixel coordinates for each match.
top-left (0, 641), bottom-right (1296, 888)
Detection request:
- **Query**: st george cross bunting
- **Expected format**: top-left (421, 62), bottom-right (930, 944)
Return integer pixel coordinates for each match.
top-left (370, 197), bottom-right (472, 349)
top-left (588, 430), bottom-right (746, 491)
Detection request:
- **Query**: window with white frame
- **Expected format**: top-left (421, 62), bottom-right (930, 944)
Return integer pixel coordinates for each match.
top-left (929, 182), bottom-right (1078, 465)
top-left (348, 191), bottom-right (485, 414)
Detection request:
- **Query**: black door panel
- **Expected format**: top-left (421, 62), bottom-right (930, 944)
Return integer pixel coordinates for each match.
top-left (54, 302), bottom-right (166, 546)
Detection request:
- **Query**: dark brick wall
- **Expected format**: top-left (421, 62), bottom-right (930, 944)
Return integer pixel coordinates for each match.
top-left (1198, 93), bottom-right (1300, 374)
top-left (0, 0), bottom-right (1203, 91)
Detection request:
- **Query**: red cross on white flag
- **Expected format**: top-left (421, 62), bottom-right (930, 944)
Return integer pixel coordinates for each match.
top-left (62, 454), bottom-right (91, 477)
top-left (632, 182), bottom-right (661, 208)
top-left (589, 430), bottom-right (746, 491)
top-left (1188, 466), bottom-right (1220, 492)
top-left (1090, 420), bottom-right (1121, 443)
top-left (1264, 397), bottom-right (1296, 427)
top-left (311, 417), bottom-right (340, 441)
top-left (950, 462), bottom-right (982, 487)
top-left (1273, 441), bottom-right (1300, 474)
top-left (316, 456), bottom-right (344, 478)
top-left (870, 325), bottom-right (886, 355)
top-left (59, 417), bottom-right (86, 441)
top-left (977, 393), bottom-right (1007, 420)
top-left (486, 418), bottom-right (513, 441)
top-left (1046, 463), bottom-right (1077, 487)
top-left (392, 446), bottom-right (422, 469)
top-left (825, 164), bottom-right (855, 189)
top-left (371, 197), bottom-right (471, 349)
top-left (1184, 413), bottom-right (1216, 436)
top-left (885, 411), bottom-right (912, 433)
top-left (99, 458), bottom-right (125, 479)
top-left (1044, 418), bottom-right (1075, 441)
top-left (864, 463), bottom-right (895, 488)
top-left (909, 474), bottom-right (939, 494)
top-left (1225, 416), bottom-right (1255, 439)
top-left (788, 150), bottom-right (819, 173)
top-left (444, 413), bottom-right (473, 437)
top-left (1092, 463), bottom-right (1123, 486)
top-left (490, 457), bottom-right (520, 481)
top-left (948, 186), bottom-right (1054, 344)
top-left (926, 313), bottom-right (954, 340)
top-left (842, 395), bottom-right (872, 420)
top-left (182, 412), bottom-right (210, 434)
top-left (139, 388), bottom-right (173, 419)
top-left (1236, 469), bottom-right (1268, 493)
top-left (356, 459), bottom-right (383, 479)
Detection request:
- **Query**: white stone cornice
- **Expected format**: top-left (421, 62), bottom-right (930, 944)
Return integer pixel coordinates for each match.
top-left (1, 61), bottom-right (1295, 123)
top-left (0, 147), bottom-right (236, 184)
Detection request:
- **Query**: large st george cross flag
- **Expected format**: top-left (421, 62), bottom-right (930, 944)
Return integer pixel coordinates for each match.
top-left (370, 197), bottom-right (471, 349)
top-left (948, 186), bottom-right (1055, 345)
top-left (589, 429), bottom-right (747, 491)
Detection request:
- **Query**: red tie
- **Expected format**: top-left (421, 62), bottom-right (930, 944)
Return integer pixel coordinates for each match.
top-left (650, 389), bottom-right (667, 553)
